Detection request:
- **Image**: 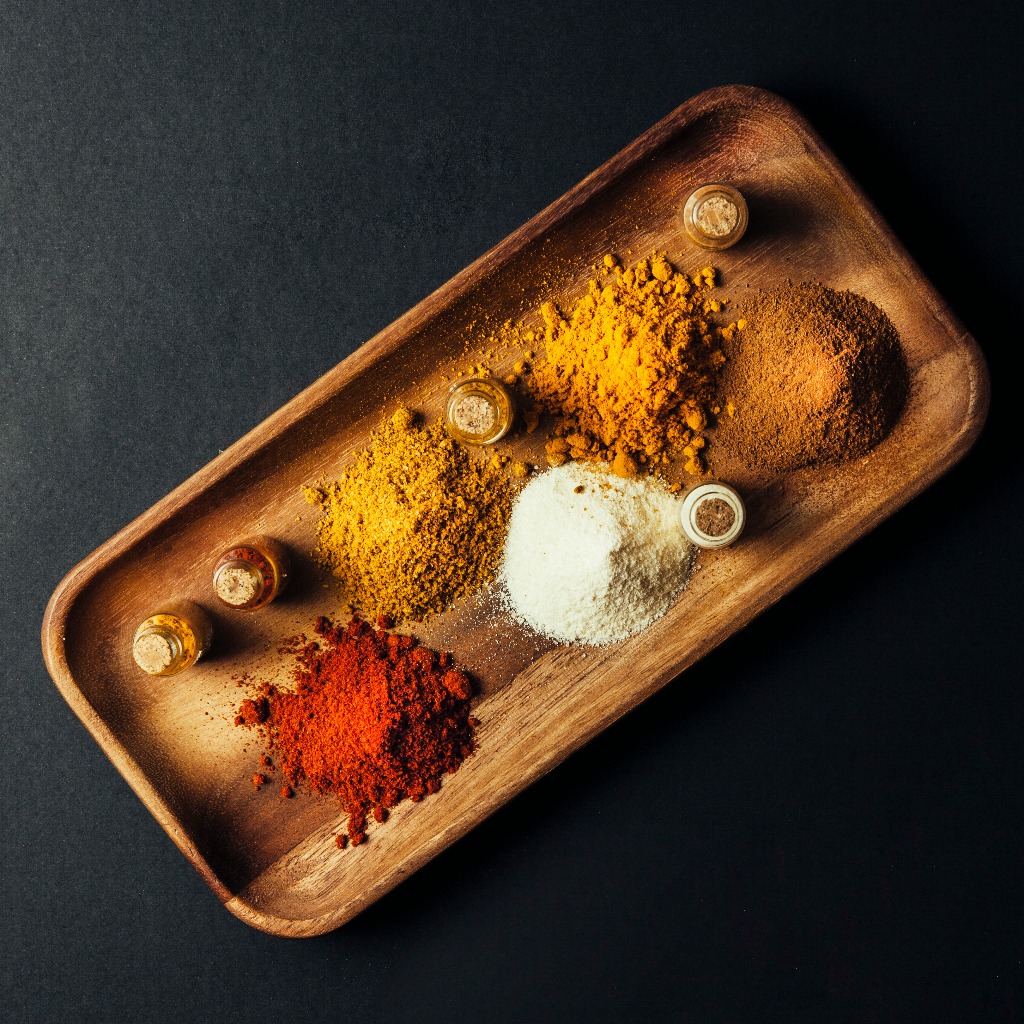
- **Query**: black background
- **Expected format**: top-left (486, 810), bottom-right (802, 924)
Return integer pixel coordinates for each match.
top-left (2, 2), bottom-right (1022, 1021)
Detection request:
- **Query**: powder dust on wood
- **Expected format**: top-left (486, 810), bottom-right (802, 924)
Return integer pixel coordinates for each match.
top-left (716, 283), bottom-right (908, 471)
top-left (303, 408), bottom-right (514, 623)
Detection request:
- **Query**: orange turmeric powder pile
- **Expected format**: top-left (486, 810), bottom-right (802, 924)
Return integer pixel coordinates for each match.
top-left (526, 253), bottom-right (735, 478)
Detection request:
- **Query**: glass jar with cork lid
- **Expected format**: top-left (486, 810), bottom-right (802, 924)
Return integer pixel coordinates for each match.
top-left (132, 599), bottom-right (213, 676)
top-left (212, 536), bottom-right (290, 611)
top-left (444, 377), bottom-right (515, 445)
top-left (679, 482), bottom-right (746, 549)
top-left (682, 184), bottom-right (748, 250)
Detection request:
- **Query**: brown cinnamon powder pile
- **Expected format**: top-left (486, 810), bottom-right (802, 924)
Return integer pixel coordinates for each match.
top-left (717, 283), bottom-right (908, 471)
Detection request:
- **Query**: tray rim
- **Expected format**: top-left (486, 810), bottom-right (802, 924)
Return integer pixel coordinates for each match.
top-left (41, 84), bottom-right (991, 936)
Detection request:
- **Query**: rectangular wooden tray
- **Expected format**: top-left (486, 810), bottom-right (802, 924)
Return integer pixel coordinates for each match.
top-left (42, 86), bottom-right (988, 937)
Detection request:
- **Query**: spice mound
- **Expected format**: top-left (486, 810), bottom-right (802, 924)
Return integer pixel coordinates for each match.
top-left (235, 616), bottom-right (477, 847)
top-left (304, 407), bottom-right (513, 623)
top-left (526, 254), bottom-right (733, 478)
top-left (717, 283), bottom-right (908, 471)
top-left (500, 463), bottom-right (694, 645)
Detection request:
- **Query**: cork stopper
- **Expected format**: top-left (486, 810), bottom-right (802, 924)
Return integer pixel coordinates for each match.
top-left (694, 196), bottom-right (739, 238)
top-left (683, 184), bottom-right (748, 250)
top-left (133, 627), bottom-right (181, 675)
top-left (695, 497), bottom-right (735, 536)
top-left (214, 559), bottom-right (264, 608)
top-left (451, 394), bottom-right (498, 437)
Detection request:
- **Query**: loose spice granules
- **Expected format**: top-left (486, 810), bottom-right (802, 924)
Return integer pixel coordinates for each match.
top-left (717, 283), bottom-right (908, 471)
top-left (525, 253), bottom-right (735, 477)
top-left (235, 615), bottom-right (477, 847)
top-left (303, 407), bottom-right (513, 623)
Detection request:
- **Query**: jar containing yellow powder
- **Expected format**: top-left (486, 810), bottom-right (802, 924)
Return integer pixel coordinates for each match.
top-left (444, 377), bottom-right (514, 445)
top-left (132, 600), bottom-right (213, 676)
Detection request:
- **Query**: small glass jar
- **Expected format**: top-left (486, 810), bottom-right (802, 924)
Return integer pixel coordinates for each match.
top-left (682, 184), bottom-right (748, 250)
top-left (444, 377), bottom-right (515, 445)
top-left (132, 600), bottom-right (213, 676)
top-left (679, 482), bottom-right (746, 550)
top-left (212, 536), bottom-right (290, 611)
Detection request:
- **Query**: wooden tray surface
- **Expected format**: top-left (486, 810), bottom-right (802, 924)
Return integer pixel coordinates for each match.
top-left (42, 86), bottom-right (988, 937)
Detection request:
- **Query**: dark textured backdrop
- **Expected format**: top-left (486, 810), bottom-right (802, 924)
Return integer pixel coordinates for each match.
top-left (2, 2), bottom-right (1022, 1021)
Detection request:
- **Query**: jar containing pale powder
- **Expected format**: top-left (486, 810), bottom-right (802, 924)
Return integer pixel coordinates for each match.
top-left (444, 377), bottom-right (514, 445)
top-left (679, 482), bottom-right (746, 549)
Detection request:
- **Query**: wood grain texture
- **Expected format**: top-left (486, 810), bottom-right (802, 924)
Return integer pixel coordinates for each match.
top-left (41, 86), bottom-right (989, 937)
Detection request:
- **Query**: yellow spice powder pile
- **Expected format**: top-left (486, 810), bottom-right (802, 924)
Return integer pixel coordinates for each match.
top-left (527, 253), bottom-right (734, 477)
top-left (303, 408), bottom-right (514, 623)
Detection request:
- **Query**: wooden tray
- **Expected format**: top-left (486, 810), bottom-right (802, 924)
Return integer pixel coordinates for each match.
top-left (42, 86), bottom-right (989, 937)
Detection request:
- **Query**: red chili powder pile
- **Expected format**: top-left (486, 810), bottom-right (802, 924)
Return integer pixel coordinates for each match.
top-left (235, 615), bottom-right (477, 847)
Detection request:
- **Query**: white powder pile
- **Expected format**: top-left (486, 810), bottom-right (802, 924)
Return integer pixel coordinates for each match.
top-left (499, 463), bottom-right (694, 645)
